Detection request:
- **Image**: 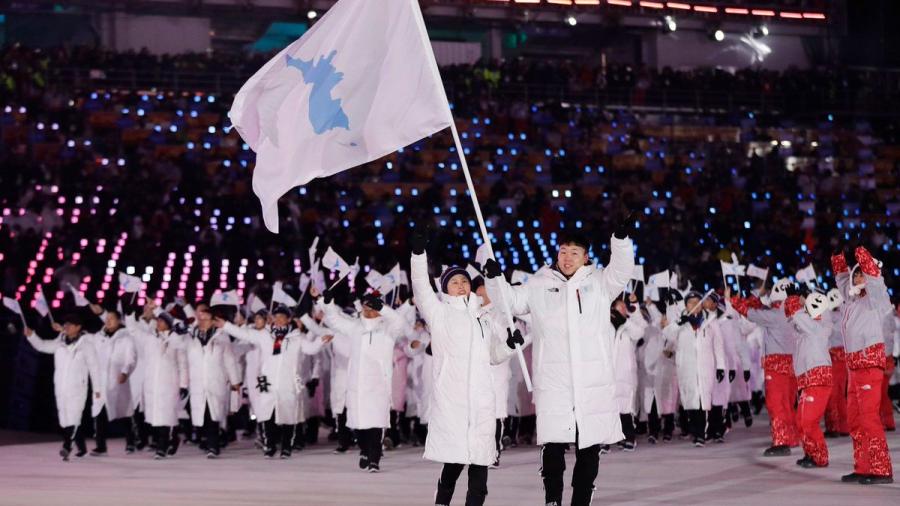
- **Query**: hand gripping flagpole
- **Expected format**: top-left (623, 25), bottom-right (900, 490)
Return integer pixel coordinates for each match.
top-left (411, 0), bottom-right (532, 392)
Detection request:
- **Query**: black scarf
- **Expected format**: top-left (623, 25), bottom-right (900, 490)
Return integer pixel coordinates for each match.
top-left (271, 324), bottom-right (293, 355)
top-left (193, 327), bottom-right (215, 346)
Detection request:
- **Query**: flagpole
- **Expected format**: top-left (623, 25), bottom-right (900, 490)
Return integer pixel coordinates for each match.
top-left (411, 0), bottom-right (531, 392)
top-left (448, 119), bottom-right (533, 392)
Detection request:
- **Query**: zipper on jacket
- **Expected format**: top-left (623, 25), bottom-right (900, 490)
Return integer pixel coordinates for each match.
top-left (576, 289), bottom-right (583, 314)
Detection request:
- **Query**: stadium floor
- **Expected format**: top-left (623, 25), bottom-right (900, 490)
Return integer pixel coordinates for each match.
top-left (0, 416), bottom-right (897, 506)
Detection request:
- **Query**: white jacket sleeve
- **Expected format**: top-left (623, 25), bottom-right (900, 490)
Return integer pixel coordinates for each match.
top-left (410, 253), bottom-right (442, 325)
top-left (486, 275), bottom-right (530, 317)
top-left (120, 336), bottom-right (138, 376)
top-left (26, 333), bottom-right (62, 354)
top-left (322, 303), bottom-right (361, 338)
top-left (222, 340), bottom-right (242, 385)
top-left (223, 322), bottom-right (267, 347)
top-left (596, 235), bottom-right (635, 300)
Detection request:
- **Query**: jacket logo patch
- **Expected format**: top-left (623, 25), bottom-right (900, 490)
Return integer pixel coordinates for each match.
top-left (548, 288), bottom-right (560, 293)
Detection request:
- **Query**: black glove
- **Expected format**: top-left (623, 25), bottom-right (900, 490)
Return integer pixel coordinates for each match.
top-left (716, 369), bottom-right (725, 383)
top-left (179, 388), bottom-right (189, 401)
top-left (636, 338), bottom-right (645, 348)
top-left (322, 287), bottom-right (335, 304)
top-left (677, 313), bottom-right (689, 326)
top-left (613, 211), bottom-right (638, 240)
top-left (728, 370), bottom-right (736, 383)
top-left (506, 328), bottom-right (524, 350)
top-left (425, 343), bottom-right (432, 356)
top-left (306, 378), bottom-right (319, 398)
top-left (409, 226), bottom-right (428, 255)
top-left (483, 258), bottom-right (501, 279)
top-left (784, 283), bottom-right (800, 297)
top-left (362, 294), bottom-right (384, 311)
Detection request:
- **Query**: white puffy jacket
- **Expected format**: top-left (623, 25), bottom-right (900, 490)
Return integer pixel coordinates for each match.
top-left (486, 235), bottom-right (634, 449)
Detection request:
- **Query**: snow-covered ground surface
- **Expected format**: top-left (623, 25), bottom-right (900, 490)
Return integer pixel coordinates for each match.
top-left (0, 419), bottom-right (897, 505)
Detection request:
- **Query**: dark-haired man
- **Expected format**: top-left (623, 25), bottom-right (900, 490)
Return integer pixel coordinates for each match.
top-left (485, 225), bottom-right (635, 506)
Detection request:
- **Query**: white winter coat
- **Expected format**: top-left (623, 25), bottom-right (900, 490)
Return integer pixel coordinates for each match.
top-left (674, 313), bottom-right (727, 411)
top-left (86, 327), bottom-right (138, 420)
top-left (321, 301), bottom-right (406, 430)
top-left (127, 317), bottom-right (189, 428)
top-left (27, 332), bottom-right (102, 427)
top-left (613, 310), bottom-right (648, 415)
top-left (640, 305), bottom-right (679, 415)
top-left (186, 331), bottom-right (241, 427)
top-left (302, 314), bottom-right (351, 416)
top-left (222, 322), bottom-right (322, 425)
top-left (411, 253), bottom-right (509, 466)
top-left (486, 235), bottom-right (634, 449)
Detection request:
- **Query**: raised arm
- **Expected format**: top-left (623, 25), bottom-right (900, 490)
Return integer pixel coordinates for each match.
top-left (222, 321), bottom-right (267, 347)
top-left (831, 251), bottom-right (851, 300)
top-left (25, 329), bottom-right (62, 354)
top-left (410, 252), bottom-right (442, 325)
top-left (321, 302), bottom-right (361, 338)
top-left (855, 246), bottom-right (890, 311)
top-left (596, 235), bottom-right (635, 300)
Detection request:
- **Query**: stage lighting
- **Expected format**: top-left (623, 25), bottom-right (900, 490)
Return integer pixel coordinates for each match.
top-left (753, 24), bottom-right (769, 38)
top-left (307, 10), bottom-right (317, 20)
top-left (709, 28), bottom-right (725, 41)
top-left (663, 15), bottom-right (677, 32)
top-left (565, 15), bottom-right (577, 27)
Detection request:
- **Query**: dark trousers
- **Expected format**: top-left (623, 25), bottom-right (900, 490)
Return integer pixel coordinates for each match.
top-left (647, 400), bottom-right (674, 438)
top-left (152, 426), bottom-right (174, 457)
top-left (261, 418), bottom-right (295, 453)
top-left (413, 418), bottom-right (428, 445)
top-left (94, 406), bottom-right (136, 452)
top-left (197, 404), bottom-right (221, 454)
top-left (336, 409), bottom-right (353, 449)
top-left (388, 410), bottom-right (401, 445)
top-left (62, 425), bottom-right (86, 453)
top-left (503, 416), bottom-right (518, 443)
top-left (619, 413), bottom-right (635, 443)
top-left (708, 405), bottom-right (726, 439)
top-left (541, 441), bottom-right (600, 506)
top-left (435, 463), bottom-right (488, 506)
top-left (305, 417), bottom-right (320, 444)
top-left (357, 428), bottom-right (384, 465)
top-left (132, 408), bottom-right (150, 449)
top-left (495, 419), bottom-right (503, 451)
top-left (687, 409), bottom-right (707, 440)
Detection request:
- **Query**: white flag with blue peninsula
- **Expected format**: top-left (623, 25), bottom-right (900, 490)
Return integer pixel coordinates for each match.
top-left (229, 0), bottom-right (452, 232)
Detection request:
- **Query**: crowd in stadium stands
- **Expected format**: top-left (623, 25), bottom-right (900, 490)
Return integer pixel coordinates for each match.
top-left (0, 46), bottom-right (898, 311)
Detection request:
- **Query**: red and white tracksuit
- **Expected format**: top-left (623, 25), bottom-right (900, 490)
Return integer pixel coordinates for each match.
top-left (731, 296), bottom-right (799, 447)
top-left (825, 310), bottom-right (849, 434)
top-left (880, 313), bottom-right (896, 431)
top-left (833, 247), bottom-right (893, 478)
top-left (785, 296), bottom-right (832, 467)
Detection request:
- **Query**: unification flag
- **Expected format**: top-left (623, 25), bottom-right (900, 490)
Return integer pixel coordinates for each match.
top-left (322, 247), bottom-right (352, 278)
top-left (747, 264), bottom-right (769, 281)
top-left (272, 282), bottom-right (298, 307)
top-left (68, 284), bottom-right (90, 307)
top-left (3, 297), bottom-right (23, 316)
top-left (118, 272), bottom-right (143, 293)
top-left (211, 290), bottom-right (241, 307)
top-left (228, 0), bottom-right (452, 232)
